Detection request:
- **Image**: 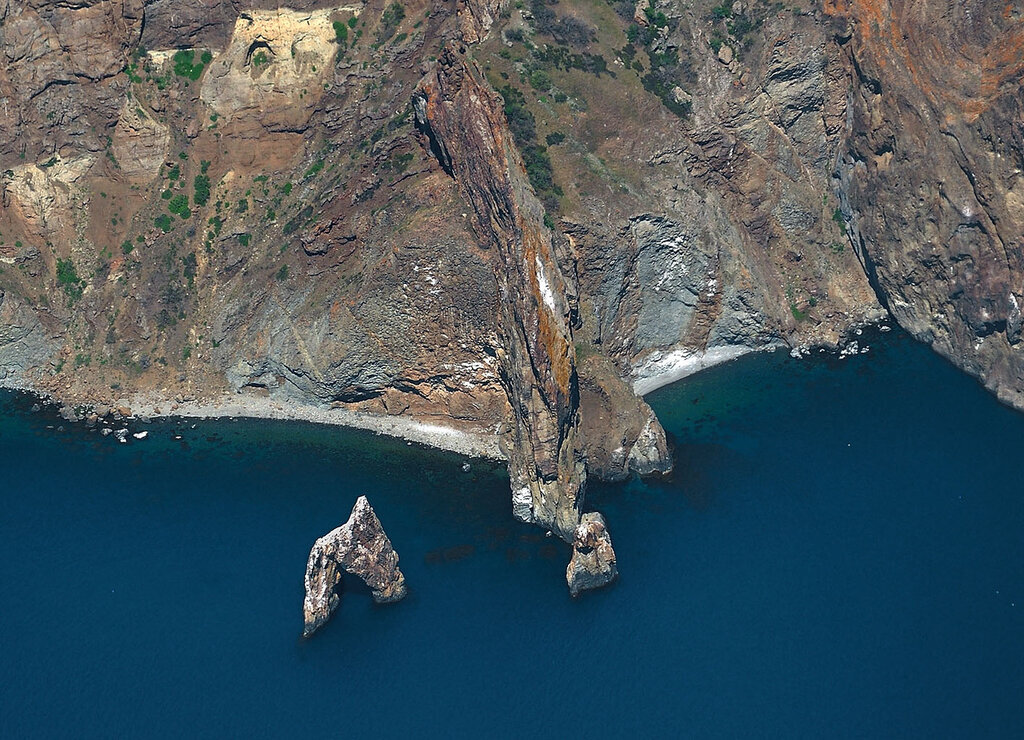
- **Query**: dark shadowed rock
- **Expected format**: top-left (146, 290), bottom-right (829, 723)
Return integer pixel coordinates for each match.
top-left (566, 512), bottom-right (618, 596)
top-left (302, 496), bottom-right (407, 638)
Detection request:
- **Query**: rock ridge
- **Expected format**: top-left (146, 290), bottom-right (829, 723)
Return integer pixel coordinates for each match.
top-left (413, 43), bottom-right (588, 542)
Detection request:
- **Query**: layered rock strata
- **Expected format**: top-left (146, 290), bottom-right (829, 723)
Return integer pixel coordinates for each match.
top-left (566, 512), bottom-right (618, 597)
top-left (302, 496), bottom-right (407, 638)
top-left (413, 44), bottom-right (590, 542)
top-left (828, 0), bottom-right (1024, 408)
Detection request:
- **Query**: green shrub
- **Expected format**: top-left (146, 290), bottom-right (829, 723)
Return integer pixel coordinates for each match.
top-left (304, 159), bottom-right (324, 178)
top-left (182, 252), bottom-right (197, 289)
top-left (711, 1), bottom-right (734, 19)
top-left (283, 205), bottom-right (314, 235)
top-left (832, 207), bottom-right (847, 234)
top-left (155, 214), bottom-right (173, 232)
top-left (56, 258), bottom-right (84, 300)
top-left (168, 193), bottom-right (191, 219)
top-left (121, 240), bottom-right (134, 255)
top-left (238, 233), bottom-right (251, 247)
top-left (172, 49), bottom-right (207, 81)
top-left (529, 69), bottom-right (552, 91)
top-left (193, 174), bottom-right (211, 206)
top-left (333, 20), bottom-right (348, 44)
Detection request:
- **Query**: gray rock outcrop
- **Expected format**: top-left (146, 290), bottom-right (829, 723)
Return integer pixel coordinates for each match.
top-left (566, 512), bottom-right (618, 597)
top-left (302, 496), bottom-right (407, 638)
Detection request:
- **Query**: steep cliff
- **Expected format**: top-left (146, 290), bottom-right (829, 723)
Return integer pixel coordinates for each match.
top-left (829, 0), bottom-right (1024, 408)
top-left (413, 43), bottom-right (588, 539)
top-left (1, 0), bottom-right (1022, 589)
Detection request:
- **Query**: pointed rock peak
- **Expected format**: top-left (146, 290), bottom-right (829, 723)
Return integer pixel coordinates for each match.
top-left (302, 496), bottom-right (407, 638)
top-left (566, 512), bottom-right (618, 597)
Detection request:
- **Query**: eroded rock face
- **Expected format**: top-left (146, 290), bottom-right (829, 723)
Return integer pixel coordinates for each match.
top-left (578, 353), bottom-right (672, 481)
top-left (302, 496), bottom-right (407, 637)
top-left (457, 0), bottom-right (508, 43)
top-left (829, 0), bottom-right (1024, 409)
top-left (566, 512), bottom-right (618, 597)
top-left (200, 8), bottom-right (343, 134)
top-left (413, 44), bottom-right (586, 541)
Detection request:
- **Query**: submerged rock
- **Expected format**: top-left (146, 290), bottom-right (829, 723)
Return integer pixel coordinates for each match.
top-left (566, 512), bottom-right (618, 597)
top-left (302, 496), bottom-right (407, 638)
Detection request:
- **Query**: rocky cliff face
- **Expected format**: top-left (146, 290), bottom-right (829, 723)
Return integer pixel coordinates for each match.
top-left (413, 43), bottom-right (589, 540)
top-left (830, 0), bottom-right (1024, 408)
top-left (1, 0), bottom-right (1021, 588)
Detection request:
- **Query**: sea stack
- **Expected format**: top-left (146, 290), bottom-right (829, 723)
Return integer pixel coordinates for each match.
top-left (302, 496), bottom-right (408, 637)
top-left (566, 512), bottom-right (618, 597)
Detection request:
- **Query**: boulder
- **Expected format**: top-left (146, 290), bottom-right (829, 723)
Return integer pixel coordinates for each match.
top-left (566, 512), bottom-right (618, 596)
top-left (302, 496), bottom-right (407, 637)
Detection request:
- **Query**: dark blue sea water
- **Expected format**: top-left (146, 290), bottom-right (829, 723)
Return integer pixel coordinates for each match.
top-left (2, 328), bottom-right (1022, 738)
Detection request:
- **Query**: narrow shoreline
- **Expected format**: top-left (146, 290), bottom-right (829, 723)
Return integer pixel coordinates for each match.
top-left (0, 380), bottom-right (505, 461)
top-left (632, 345), bottom-right (775, 396)
top-left (138, 394), bottom-right (507, 461)
top-left (4, 326), bottom-right (891, 457)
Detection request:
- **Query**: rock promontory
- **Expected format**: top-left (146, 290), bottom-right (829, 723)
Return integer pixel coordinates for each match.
top-left (302, 496), bottom-right (407, 638)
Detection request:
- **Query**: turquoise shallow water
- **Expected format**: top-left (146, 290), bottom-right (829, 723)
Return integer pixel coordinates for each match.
top-left (2, 328), bottom-right (1023, 737)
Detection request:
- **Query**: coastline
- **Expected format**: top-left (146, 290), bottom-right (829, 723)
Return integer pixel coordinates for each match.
top-left (0, 379), bottom-right (505, 461)
top-left (632, 345), bottom-right (774, 397)
top-left (137, 393), bottom-right (507, 461)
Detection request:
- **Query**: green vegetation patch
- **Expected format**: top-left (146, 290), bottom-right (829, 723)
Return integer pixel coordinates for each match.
top-left (333, 20), bottom-right (349, 45)
top-left (533, 45), bottom-right (612, 77)
top-left (498, 85), bottom-right (563, 213)
top-left (283, 205), bottom-right (314, 235)
top-left (625, 12), bottom-right (694, 118)
top-left (193, 173), bottom-right (211, 207)
top-left (832, 207), bottom-right (847, 234)
top-left (56, 258), bottom-right (84, 300)
top-left (377, 2), bottom-right (405, 43)
top-left (304, 159), bottom-right (325, 179)
top-left (173, 49), bottom-right (210, 81)
top-left (167, 193), bottom-right (191, 219)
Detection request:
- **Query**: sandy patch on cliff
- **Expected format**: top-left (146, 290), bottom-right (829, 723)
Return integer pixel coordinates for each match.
top-left (200, 7), bottom-right (354, 126)
top-left (6, 155), bottom-right (95, 237)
